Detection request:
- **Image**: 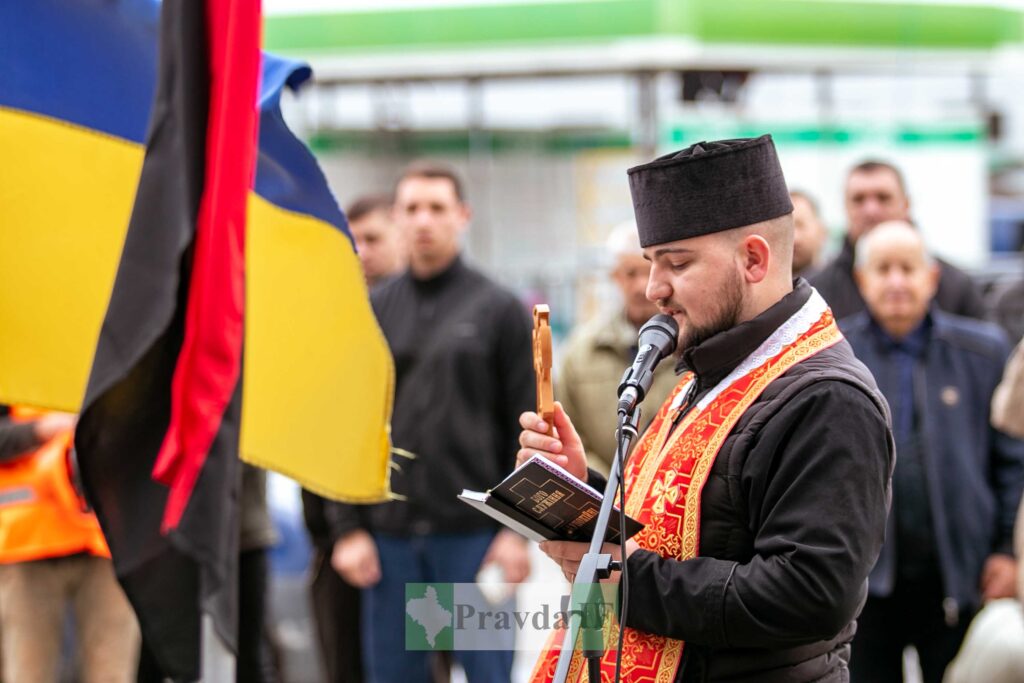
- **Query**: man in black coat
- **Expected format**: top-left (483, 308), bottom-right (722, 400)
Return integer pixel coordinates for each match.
top-left (518, 136), bottom-right (895, 682)
top-left (326, 162), bottom-right (535, 683)
top-left (810, 161), bottom-right (985, 320)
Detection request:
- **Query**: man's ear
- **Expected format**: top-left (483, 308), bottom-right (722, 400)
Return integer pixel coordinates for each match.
top-left (853, 267), bottom-right (864, 292)
top-left (741, 235), bottom-right (771, 284)
top-left (455, 202), bottom-right (472, 235)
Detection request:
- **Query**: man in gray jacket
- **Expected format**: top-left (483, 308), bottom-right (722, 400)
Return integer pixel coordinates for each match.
top-left (558, 222), bottom-right (677, 475)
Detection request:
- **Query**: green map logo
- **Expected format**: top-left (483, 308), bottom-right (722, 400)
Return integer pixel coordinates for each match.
top-left (405, 583), bottom-right (454, 650)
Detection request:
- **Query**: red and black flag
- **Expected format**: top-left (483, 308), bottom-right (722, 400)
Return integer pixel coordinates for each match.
top-left (74, 0), bottom-right (258, 678)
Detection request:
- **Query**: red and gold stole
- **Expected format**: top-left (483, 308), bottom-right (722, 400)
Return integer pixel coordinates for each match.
top-left (529, 293), bottom-right (842, 683)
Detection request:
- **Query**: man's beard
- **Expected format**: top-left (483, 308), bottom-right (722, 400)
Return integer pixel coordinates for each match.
top-left (670, 269), bottom-right (746, 357)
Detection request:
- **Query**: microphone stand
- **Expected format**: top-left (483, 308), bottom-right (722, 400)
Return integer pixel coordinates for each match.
top-left (552, 406), bottom-right (640, 683)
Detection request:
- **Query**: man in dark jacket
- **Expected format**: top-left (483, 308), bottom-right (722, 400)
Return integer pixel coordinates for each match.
top-left (325, 162), bottom-right (535, 682)
top-left (519, 135), bottom-right (895, 683)
top-left (810, 160), bottom-right (985, 320)
top-left (842, 220), bottom-right (1024, 683)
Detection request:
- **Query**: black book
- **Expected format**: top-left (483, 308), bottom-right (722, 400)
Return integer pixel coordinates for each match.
top-left (458, 455), bottom-right (644, 543)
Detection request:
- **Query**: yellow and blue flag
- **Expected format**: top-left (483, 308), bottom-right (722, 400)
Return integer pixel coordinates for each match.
top-left (0, 0), bottom-right (393, 504)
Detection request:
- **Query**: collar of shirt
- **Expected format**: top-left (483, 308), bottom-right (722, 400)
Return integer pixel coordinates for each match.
top-left (410, 253), bottom-right (466, 293)
top-left (868, 310), bottom-right (933, 359)
top-left (675, 278), bottom-right (814, 390)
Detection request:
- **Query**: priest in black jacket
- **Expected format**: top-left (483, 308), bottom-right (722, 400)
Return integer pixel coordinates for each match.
top-left (518, 136), bottom-right (895, 683)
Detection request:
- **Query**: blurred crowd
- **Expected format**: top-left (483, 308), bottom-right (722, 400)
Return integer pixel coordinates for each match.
top-left (1, 153), bottom-right (1023, 683)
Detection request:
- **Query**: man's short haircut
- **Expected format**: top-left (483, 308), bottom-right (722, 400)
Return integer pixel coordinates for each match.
top-left (346, 193), bottom-right (393, 223)
top-left (395, 160), bottom-right (465, 202)
top-left (847, 160), bottom-right (907, 195)
top-left (789, 189), bottom-right (820, 216)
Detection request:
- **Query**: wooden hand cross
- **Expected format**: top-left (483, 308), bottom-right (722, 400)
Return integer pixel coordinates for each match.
top-left (532, 304), bottom-right (554, 428)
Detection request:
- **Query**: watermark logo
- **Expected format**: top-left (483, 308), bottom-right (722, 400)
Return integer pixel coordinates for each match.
top-left (405, 583), bottom-right (455, 651)
top-left (404, 582), bottom-right (618, 651)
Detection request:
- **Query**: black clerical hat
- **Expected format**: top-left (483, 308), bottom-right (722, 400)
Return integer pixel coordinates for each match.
top-left (628, 135), bottom-right (793, 247)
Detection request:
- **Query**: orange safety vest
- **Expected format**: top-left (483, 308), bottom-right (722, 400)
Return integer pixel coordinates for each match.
top-left (0, 407), bottom-right (109, 563)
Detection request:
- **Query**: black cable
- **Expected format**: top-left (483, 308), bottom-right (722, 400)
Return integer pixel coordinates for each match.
top-left (614, 416), bottom-right (631, 683)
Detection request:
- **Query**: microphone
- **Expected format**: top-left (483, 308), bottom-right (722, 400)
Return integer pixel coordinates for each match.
top-left (617, 314), bottom-right (679, 416)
